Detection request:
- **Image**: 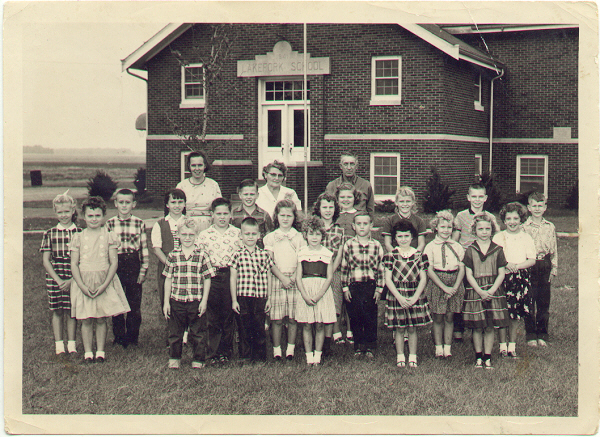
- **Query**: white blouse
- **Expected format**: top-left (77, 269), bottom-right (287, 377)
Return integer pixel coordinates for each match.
top-left (256, 185), bottom-right (302, 219)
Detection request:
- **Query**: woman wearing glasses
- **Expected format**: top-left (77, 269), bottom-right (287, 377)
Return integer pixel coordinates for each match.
top-left (256, 160), bottom-right (302, 219)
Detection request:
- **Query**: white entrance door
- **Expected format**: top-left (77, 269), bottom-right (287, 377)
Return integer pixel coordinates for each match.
top-left (259, 79), bottom-right (310, 173)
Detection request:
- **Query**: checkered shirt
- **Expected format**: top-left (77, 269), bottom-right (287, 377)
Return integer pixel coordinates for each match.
top-left (340, 236), bottom-right (385, 293)
top-left (323, 223), bottom-right (344, 253)
top-left (40, 224), bottom-right (82, 258)
top-left (105, 215), bottom-right (149, 274)
top-left (231, 205), bottom-right (274, 239)
top-left (162, 247), bottom-right (215, 302)
top-left (196, 224), bottom-right (242, 269)
top-left (230, 246), bottom-right (274, 298)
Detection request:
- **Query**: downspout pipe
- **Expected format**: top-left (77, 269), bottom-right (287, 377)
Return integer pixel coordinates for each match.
top-left (489, 68), bottom-right (504, 173)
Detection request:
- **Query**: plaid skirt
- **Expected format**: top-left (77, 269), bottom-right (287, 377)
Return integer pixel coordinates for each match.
top-left (385, 281), bottom-right (432, 329)
top-left (504, 269), bottom-right (532, 320)
top-left (269, 272), bottom-right (298, 321)
top-left (463, 275), bottom-right (509, 329)
top-left (424, 269), bottom-right (465, 315)
top-left (330, 271), bottom-right (343, 315)
top-left (46, 256), bottom-right (73, 311)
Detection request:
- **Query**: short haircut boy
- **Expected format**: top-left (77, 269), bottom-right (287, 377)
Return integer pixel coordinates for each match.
top-left (115, 188), bottom-right (136, 200)
top-left (238, 179), bottom-right (258, 192)
top-left (468, 183), bottom-right (487, 194)
top-left (210, 197), bottom-right (231, 212)
top-left (528, 191), bottom-right (546, 203)
top-left (353, 211), bottom-right (372, 223)
top-left (241, 216), bottom-right (258, 229)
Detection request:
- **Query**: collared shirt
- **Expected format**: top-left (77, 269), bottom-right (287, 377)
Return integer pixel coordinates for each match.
top-left (162, 247), bottom-right (215, 302)
top-left (522, 217), bottom-right (558, 276)
top-left (263, 227), bottom-right (306, 274)
top-left (230, 246), bottom-right (274, 298)
top-left (151, 214), bottom-right (185, 250)
top-left (463, 241), bottom-right (507, 278)
top-left (323, 223), bottom-right (344, 253)
top-left (105, 215), bottom-right (149, 274)
top-left (336, 209), bottom-right (357, 242)
top-left (453, 209), bottom-right (499, 249)
top-left (340, 236), bottom-right (385, 293)
top-left (40, 223), bottom-right (82, 259)
top-left (423, 236), bottom-right (465, 271)
top-left (255, 185), bottom-right (302, 219)
top-left (383, 247), bottom-right (428, 283)
top-left (231, 204), bottom-right (274, 242)
top-left (176, 177), bottom-right (222, 217)
top-left (492, 230), bottom-right (536, 265)
top-left (381, 212), bottom-right (426, 250)
top-left (325, 174), bottom-right (374, 214)
top-left (196, 224), bottom-right (242, 269)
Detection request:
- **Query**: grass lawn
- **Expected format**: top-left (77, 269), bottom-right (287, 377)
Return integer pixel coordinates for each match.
top-left (22, 231), bottom-right (578, 416)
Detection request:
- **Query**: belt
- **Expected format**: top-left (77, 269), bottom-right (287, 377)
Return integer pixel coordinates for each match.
top-left (216, 267), bottom-right (230, 273)
top-left (434, 268), bottom-right (458, 273)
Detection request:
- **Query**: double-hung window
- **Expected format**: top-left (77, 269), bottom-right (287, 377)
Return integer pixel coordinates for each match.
top-left (516, 155), bottom-right (548, 197)
top-left (474, 73), bottom-right (484, 111)
top-left (180, 63), bottom-right (205, 108)
top-left (370, 153), bottom-right (401, 201)
top-left (370, 56), bottom-right (402, 105)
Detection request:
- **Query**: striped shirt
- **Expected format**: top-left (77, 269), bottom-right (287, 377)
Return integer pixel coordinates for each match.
top-left (340, 236), bottom-right (385, 293)
top-left (163, 247), bottom-right (215, 302)
top-left (105, 215), bottom-right (149, 274)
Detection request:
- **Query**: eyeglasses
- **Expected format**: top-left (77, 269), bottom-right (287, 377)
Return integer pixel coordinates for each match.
top-left (268, 172), bottom-right (284, 179)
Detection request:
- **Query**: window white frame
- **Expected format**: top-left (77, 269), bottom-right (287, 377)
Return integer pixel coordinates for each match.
top-left (370, 152), bottom-right (401, 201)
top-left (474, 73), bottom-right (484, 111)
top-left (474, 154), bottom-right (483, 176)
top-left (181, 151), bottom-right (192, 181)
top-left (180, 63), bottom-right (205, 109)
top-left (516, 155), bottom-right (548, 197)
top-left (370, 56), bottom-right (402, 106)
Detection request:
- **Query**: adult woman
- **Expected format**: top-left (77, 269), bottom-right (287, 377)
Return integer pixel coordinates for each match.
top-left (176, 151), bottom-right (221, 232)
top-left (256, 160), bottom-right (302, 219)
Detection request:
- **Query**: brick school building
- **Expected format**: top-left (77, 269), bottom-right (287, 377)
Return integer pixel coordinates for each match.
top-left (122, 23), bottom-right (578, 208)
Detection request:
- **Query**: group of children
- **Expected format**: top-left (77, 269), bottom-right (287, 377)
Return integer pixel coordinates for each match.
top-left (41, 180), bottom-right (558, 370)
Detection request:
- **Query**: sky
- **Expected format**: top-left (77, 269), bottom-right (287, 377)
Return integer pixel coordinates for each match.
top-left (21, 22), bottom-right (164, 153)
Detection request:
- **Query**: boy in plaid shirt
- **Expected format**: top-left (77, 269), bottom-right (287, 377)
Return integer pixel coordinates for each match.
top-left (340, 212), bottom-right (385, 357)
top-left (163, 218), bottom-right (215, 369)
top-left (230, 217), bottom-right (274, 362)
top-left (106, 188), bottom-right (149, 347)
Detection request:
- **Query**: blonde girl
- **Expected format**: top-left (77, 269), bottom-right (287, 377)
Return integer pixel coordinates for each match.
top-left (493, 202), bottom-right (536, 358)
top-left (69, 197), bottom-right (130, 363)
top-left (295, 216), bottom-right (337, 365)
top-left (462, 212), bottom-right (508, 370)
top-left (263, 199), bottom-right (306, 360)
top-left (40, 191), bottom-right (81, 355)
top-left (381, 187), bottom-right (426, 253)
top-left (423, 210), bottom-right (465, 358)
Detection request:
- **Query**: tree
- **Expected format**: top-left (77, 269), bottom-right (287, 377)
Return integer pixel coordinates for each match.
top-left (423, 167), bottom-right (456, 213)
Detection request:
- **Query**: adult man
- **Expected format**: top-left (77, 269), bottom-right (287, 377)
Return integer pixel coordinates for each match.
top-left (325, 153), bottom-right (374, 214)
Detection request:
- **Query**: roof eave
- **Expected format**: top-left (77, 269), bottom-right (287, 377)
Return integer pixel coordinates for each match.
top-left (121, 23), bottom-right (193, 72)
top-left (442, 24), bottom-right (578, 34)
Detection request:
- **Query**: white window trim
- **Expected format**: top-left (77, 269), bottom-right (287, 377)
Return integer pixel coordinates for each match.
top-left (180, 63), bottom-right (205, 109)
top-left (181, 151), bottom-right (192, 181)
top-left (516, 154), bottom-right (548, 198)
top-left (474, 73), bottom-right (484, 111)
top-left (370, 56), bottom-right (402, 106)
top-left (474, 154), bottom-right (483, 176)
top-left (370, 152), bottom-right (401, 201)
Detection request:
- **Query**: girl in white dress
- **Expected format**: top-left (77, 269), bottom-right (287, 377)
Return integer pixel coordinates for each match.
top-left (295, 216), bottom-right (337, 365)
top-left (70, 197), bottom-right (130, 363)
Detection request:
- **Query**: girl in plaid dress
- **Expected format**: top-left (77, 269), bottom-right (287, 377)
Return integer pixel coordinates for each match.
top-left (383, 220), bottom-right (431, 368)
top-left (312, 193), bottom-right (345, 350)
top-left (462, 212), bottom-right (508, 370)
top-left (493, 202), bottom-right (536, 359)
top-left (264, 199), bottom-right (306, 360)
top-left (40, 191), bottom-right (81, 355)
top-left (70, 197), bottom-right (130, 363)
top-left (423, 210), bottom-right (465, 359)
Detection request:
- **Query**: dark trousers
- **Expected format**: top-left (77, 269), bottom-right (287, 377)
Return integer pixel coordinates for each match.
top-left (237, 296), bottom-right (267, 361)
top-left (347, 281), bottom-right (378, 351)
top-left (207, 269), bottom-right (234, 359)
top-left (113, 253), bottom-right (142, 345)
top-left (524, 256), bottom-right (552, 341)
top-left (157, 273), bottom-right (169, 346)
top-left (168, 299), bottom-right (207, 362)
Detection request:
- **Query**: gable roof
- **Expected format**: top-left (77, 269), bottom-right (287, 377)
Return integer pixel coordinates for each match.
top-left (121, 23), bottom-right (503, 73)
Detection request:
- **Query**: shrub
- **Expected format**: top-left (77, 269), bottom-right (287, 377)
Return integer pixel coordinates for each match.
top-left (479, 171), bottom-right (503, 212)
top-left (87, 170), bottom-right (118, 202)
top-left (134, 167), bottom-right (146, 195)
top-left (375, 199), bottom-right (396, 213)
top-left (423, 167), bottom-right (456, 213)
top-left (565, 179), bottom-right (578, 210)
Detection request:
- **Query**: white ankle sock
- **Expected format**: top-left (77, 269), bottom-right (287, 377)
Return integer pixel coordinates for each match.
top-left (286, 344), bottom-right (295, 356)
top-left (67, 341), bottom-right (77, 353)
top-left (273, 346), bottom-right (282, 357)
top-left (443, 344), bottom-right (451, 355)
top-left (435, 345), bottom-right (443, 355)
top-left (346, 331), bottom-right (353, 339)
top-left (332, 332), bottom-right (342, 340)
top-left (55, 341), bottom-right (65, 354)
top-left (397, 353), bottom-right (406, 363)
top-left (408, 354), bottom-right (417, 363)
top-left (508, 342), bottom-right (516, 353)
top-left (305, 351), bottom-right (314, 364)
top-left (314, 350), bottom-right (322, 363)
top-left (84, 352), bottom-right (94, 360)
top-left (95, 351), bottom-right (105, 359)
top-left (499, 342), bottom-right (508, 352)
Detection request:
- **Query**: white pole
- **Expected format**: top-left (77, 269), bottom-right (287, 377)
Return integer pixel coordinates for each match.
top-left (303, 23), bottom-right (308, 215)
